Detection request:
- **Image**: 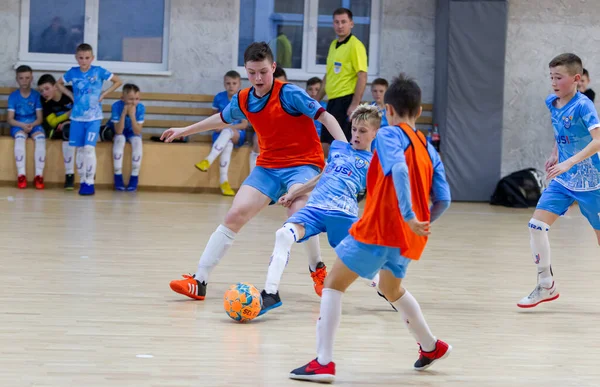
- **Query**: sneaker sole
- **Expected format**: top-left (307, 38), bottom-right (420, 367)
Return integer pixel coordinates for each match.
top-left (414, 344), bottom-right (452, 371)
top-left (65, 187), bottom-right (74, 191)
top-left (194, 164), bottom-right (208, 172)
top-left (169, 283), bottom-right (205, 300)
top-left (258, 301), bottom-right (282, 316)
top-left (517, 293), bottom-right (560, 308)
top-left (289, 373), bottom-right (335, 383)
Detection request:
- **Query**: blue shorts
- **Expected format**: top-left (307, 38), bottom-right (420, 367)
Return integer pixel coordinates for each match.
top-left (212, 129), bottom-right (246, 148)
top-left (123, 128), bottom-right (142, 141)
top-left (70, 120), bottom-right (101, 147)
top-left (243, 165), bottom-right (321, 204)
top-left (536, 180), bottom-right (600, 230)
top-left (287, 206), bottom-right (357, 248)
top-left (335, 235), bottom-right (412, 280)
top-left (11, 125), bottom-right (44, 138)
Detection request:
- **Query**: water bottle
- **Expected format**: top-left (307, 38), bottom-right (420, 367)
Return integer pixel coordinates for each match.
top-left (431, 124), bottom-right (440, 152)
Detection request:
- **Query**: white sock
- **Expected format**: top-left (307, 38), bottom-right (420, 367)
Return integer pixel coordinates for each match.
top-left (264, 223), bottom-right (298, 294)
top-left (34, 135), bottom-right (46, 176)
top-left (76, 146), bottom-right (85, 183)
top-left (207, 128), bottom-right (233, 164)
top-left (316, 288), bottom-right (343, 365)
top-left (62, 141), bottom-right (75, 174)
top-left (195, 224), bottom-right (237, 283)
top-left (130, 136), bottom-right (143, 176)
top-left (14, 134), bottom-right (26, 176)
top-left (528, 218), bottom-right (553, 287)
top-left (304, 236), bottom-right (322, 271)
top-left (219, 141), bottom-right (233, 184)
top-left (83, 145), bottom-right (96, 185)
top-left (391, 289), bottom-right (437, 352)
top-left (113, 134), bottom-right (125, 175)
top-left (250, 151), bottom-right (259, 172)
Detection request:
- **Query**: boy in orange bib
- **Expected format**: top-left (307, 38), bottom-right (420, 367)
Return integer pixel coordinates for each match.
top-left (162, 43), bottom-right (347, 301)
top-left (290, 74), bottom-right (452, 383)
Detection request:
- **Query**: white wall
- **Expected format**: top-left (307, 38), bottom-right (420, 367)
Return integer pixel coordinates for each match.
top-left (501, 0), bottom-right (600, 176)
top-left (379, 0), bottom-right (435, 103)
top-left (0, 0), bottom-right (436, 100)
top-left (5, 0), bottom-right (599, 179)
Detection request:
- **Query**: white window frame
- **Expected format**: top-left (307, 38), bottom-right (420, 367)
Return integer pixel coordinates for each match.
top-left (17, 0), bottom-right (171, 75)
top-left (233, 0), bottom-right (380, 82)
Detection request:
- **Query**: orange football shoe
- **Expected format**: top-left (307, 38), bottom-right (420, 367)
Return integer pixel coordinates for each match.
top-left (169, 274), bottom-right (206, 300)
top-left (310, 262), bottom-right (327, 297)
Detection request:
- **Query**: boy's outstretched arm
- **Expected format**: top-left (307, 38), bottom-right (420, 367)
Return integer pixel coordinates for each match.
top-left (161, 113), bottom-right (231, 142)
top-left (162, 95), bottom-right (248, 142)
top-left (278, 171), bottom-right (324, 207)
top-left (317, 111), bottom-right (348, 143)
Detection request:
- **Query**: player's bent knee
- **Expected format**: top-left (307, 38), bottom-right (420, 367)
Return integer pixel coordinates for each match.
top-left (223, 206), bottom-right (253, 231)
top-left (528, 218), bottom-right (550, 235)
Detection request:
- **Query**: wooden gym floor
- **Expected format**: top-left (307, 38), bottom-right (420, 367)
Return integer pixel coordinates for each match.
top-left (0, 187), bottom-right (599, 387)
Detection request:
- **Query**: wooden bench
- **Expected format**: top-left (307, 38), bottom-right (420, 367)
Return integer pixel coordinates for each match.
top-left (1, 86), bottom-right (434, 137)
top-left (0, 86), bottom-right (435, 191)
top-left (0, 87), bottom-right (226, 142)
top-left (0, 136), bottom-right (251, 191)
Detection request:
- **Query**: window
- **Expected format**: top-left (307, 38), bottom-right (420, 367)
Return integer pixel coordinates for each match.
top-left (236, 0), bottom-right (380, 80)
top-left (19, 0), bottom-right (170, 74)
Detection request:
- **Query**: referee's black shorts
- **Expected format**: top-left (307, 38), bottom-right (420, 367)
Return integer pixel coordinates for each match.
top-left (320, 94), bottom-right (353, 144)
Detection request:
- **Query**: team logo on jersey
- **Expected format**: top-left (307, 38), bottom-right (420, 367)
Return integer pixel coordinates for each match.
top-left (355, 157), bottom-right (367, 169)
top-left (88, 76), bottom-right (97, 83)
top-left (534, 254), bottom-right (540, 264)
top-left (334, 61), bottom-right (342, 74)
top-left (562, 115), bottom-right (573, 129)
top-left (308, 101), bottom-right (315, 109)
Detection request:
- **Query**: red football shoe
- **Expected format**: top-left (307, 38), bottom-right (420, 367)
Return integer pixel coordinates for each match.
top-left (289, 358), bottom-right (335, 383)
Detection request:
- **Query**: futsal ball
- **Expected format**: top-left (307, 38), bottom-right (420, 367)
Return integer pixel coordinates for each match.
top-left (223, 282), bottom-right (262, 322)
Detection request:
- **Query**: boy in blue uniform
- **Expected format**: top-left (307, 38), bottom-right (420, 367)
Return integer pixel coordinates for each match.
top-left (306, 77), bottom-right (328, 137)
top-left (194, 71), bottom-right (248, 196)
top-left (7, 65), bottom-right (45, 190)
top-left (109, 84), bottom-right (145, 191)
top-left (518, 53), bottom-right (600, 308)
top-left (57, 43), bottom-right (122, 195)
top-left (259, 104), bottom-right (380, 315)
top-left (290, 74), bottom-right (452, 383)
top-left (370, 78), bottom-right (389, 127)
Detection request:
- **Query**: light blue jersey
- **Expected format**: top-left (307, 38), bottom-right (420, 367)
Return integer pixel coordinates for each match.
top-left (546, 92), bottom-right (600, 191)
top-left (109, 100), bottom-right (145, 137)
top-left (62, 66), bottom-right (113, 122)
top-left (213, 91), bottom-right (241, 125)
top-left (8, 89), bottom-right (42, 123)
top-left (371, 101), bottom-right (388, 127)
top-left (306, 140), bottom-right (372, 216)
top-left (222, 83), bottom-right (324, 123)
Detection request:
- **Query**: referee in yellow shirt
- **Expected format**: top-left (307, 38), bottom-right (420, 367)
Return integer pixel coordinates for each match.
top-left (317, 7), bottom-right (368, 155)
